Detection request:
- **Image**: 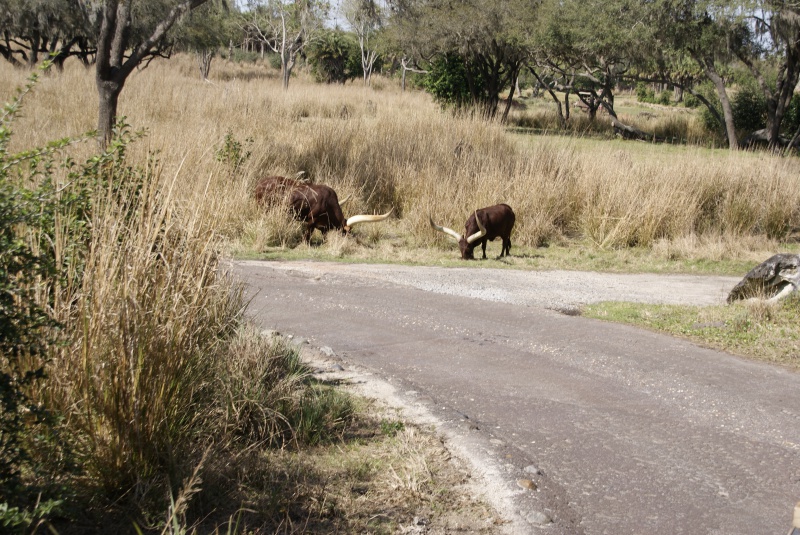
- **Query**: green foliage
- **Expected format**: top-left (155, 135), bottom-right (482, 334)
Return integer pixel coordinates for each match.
top-left (215, 131), bottom-right (252, 172)
top-left (0, 63), bottom-right (148, 529)
top-left (683, 91), bottom-right (701, 108)
top-left (379, 419), bottom-right (404, 437)
top-left (307, 29), bottom-right (362, 84)
top-left (0, 64), bottom-right (89, 506)
top-left (636, 82), bottom-right (655, 103)
top-left (636, 83), bottom-right (673, 106)
top-left (267, 52), bottom-right (283, 71)
top-left (731, 82), bottom-right (766, 134)
top-left (422, 53), bottom-right (482, 110)
top-left (175, 1), bottom-right (235, 53)
top-left (0, 499), bottom-right (63, 532)
top-left (782, 94), bottom-right (800, 136)
top-left (292, 384), bottom-right (355, 445)
top-left (695, 84), bottom-right (724, 132)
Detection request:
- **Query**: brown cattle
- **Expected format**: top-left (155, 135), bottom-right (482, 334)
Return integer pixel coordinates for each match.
top-left (255, 178), bottom-right (391, 243)
top-left (253, 175), bottom-right (303, 205)
top-left (289, 184), bottom-right (391, 242)
top-left (430, 204), bottom-right (515, 260)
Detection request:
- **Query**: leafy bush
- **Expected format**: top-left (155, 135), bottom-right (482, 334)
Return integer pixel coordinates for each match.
top-left (636, 82), bottom-right (655, 103)
top-left (780, 93), bottom-right (800, 136)
top-left (307, 29), bottom-right (362, 84)
top-left (0, 64), bottom-right (88, 523)
top-left (421, 53), bottom-right (483, 110)
top-left (731, 82), bottom-right (766, 135)
top-left (215, 131), bottom-right (252, 172)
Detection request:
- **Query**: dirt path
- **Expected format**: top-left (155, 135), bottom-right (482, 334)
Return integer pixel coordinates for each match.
top-left (233, 260), bottom-right (799, 535)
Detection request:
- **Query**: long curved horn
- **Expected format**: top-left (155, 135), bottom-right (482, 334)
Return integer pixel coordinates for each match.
top-left (346, 208), bottom-right (393, 227)
top-left (429, 214), bottom-right (462, 243)
top-left (465, 210), bottom-right (487, 244)
top-left (338, 193), bottom-right (352, 205)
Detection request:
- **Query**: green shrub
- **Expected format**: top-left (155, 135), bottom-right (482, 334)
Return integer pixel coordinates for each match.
top-left (0, 64), bottom-right (90, 520)
top-left (657, 89), bottom-right (673, 106)
top-left (306, 29), bottom-right (362, 84)
top-left (781, 93), bottom-right (800, 136)
top-left (636, 82), bottom-right (655, 103)
top-left (731, 82), bottom-right (766, 135)
top-left (683, 91), bottom-right (701, 108)
top-left (422, 53), bottom-right (483, 110)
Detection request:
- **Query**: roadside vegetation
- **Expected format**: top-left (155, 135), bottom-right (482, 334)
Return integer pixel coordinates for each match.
top-left (584, 293), bottom-right (800, 370)
top-left (2, 51), bottom-right (799, 532)
top-left (0, 65), bottom-right (495, 533)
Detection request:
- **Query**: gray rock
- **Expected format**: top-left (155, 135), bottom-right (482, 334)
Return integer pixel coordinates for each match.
top-left (524, 511), bottom-right (552, 525)
top-left (523, 465), bottom-right (541, 475)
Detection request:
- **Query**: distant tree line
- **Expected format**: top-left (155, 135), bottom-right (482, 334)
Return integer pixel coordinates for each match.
top-left (4, 0), bottom-right (800, 150)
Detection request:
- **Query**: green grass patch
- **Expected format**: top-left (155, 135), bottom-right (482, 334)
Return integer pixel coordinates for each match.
top-left (235, 238), bottom-right (784, 277)
top-left (583, 293), bottom-right (800, 369)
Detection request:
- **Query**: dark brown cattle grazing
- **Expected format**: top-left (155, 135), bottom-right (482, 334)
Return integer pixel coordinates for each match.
top-left (254, 177), bottom-right (391, 242)
top-left (430, 204), bottom-right (515, 260)
top-left (253, 174), bottom-right (306, 205)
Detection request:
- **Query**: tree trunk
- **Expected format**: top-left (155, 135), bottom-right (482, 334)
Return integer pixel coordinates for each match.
top-left (706, 69), bottom-right (738, 150)
top-left (97, 79), bottom-right (123, 147)
top-left (28, 31), bottom-right (40, 67)
top-left (528, 66), bottom-right (565, 128)
top-left (691, 51), bottom-right (738, 149)
top-left (282, 57), bottom-right (293, 90)
top-left (197, 50), bottom-right (213, 80)
top-left (501, 67), bottom-right (520, 124)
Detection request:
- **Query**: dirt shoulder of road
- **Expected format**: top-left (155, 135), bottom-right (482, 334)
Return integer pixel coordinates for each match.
top-left (296, 342), bottom-right (537, 535)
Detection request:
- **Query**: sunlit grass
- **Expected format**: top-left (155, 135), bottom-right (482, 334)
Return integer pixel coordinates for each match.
top-left (583, 293), bottom-right (800, 369)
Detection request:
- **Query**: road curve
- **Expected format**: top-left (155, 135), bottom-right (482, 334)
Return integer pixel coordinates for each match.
top-left (233, 260), bottom-right (800, 535)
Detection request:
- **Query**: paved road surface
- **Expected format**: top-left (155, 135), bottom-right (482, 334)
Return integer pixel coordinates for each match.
top-left (233, 260), bottom-right (800, 535)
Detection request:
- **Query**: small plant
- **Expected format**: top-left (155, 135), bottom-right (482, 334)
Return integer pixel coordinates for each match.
top-left (0, 61), bottom-right (91, 517)
top-left (215, 131), bottom-right (252, 171)
top-left (636, 82), bottom-right (655, 103)
top-left (657, 89), bottom-right (673, 106)
top-left (380, 419), bottom-right (405, 437)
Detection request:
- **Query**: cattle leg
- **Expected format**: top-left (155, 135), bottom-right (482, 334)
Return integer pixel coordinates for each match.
top-left (481, 240), bottom-right (488, 259)
top-left (303, 223), bottom-right (316, 243)
top-left (502, 237), bottom-right (511, 257)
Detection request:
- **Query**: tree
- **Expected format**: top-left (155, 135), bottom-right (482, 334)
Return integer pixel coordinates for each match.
top-left (0, 0), bottom-right (94, 69)
top-left (732, 1), bottom-right (800, 148)
top-left (387, 0), bottom-right (536, 120)
top-left (306, 28), bottom-right (362, 83)
top-left (342, 0), bottom-right (383, 86)
top-left (95, 0), bottom-right (219, 146)
top-left (174, 1), bottom-right (237, 79)
top-left (241, 0), bottom-right (329, 90)
top-left (636, 0), bottom-right (742, 148)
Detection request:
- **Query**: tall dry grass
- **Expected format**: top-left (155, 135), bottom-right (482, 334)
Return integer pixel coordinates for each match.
top-left (2, 55), bottom-right (799, 260)
top-left (1, 66), bottom-right (358, 529)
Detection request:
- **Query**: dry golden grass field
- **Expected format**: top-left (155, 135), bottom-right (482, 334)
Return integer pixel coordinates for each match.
top-left (3, 55), bottom-right (799, 269)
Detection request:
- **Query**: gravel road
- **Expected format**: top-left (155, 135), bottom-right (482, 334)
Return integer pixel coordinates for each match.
top-left (233, 260), bottom-right (799, 535)
top-left (247, 261), bottom-right (739, 311)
